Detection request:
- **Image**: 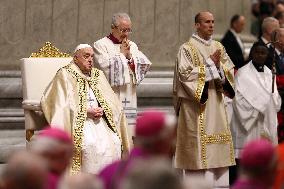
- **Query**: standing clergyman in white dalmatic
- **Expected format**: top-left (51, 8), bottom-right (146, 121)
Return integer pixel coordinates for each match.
top-left (93, 12), bottom-right (151, 138)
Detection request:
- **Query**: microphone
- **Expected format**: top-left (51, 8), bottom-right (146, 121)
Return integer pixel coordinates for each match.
top-left (273, 30), bottom-right (277, 43)
top-left (265, 31), bottom-right (279, 46)
top-left (271, 30), bottom-right (277, 93)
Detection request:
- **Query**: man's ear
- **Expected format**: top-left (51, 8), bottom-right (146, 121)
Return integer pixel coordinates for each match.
top-left (195, 23), bottom-right (200, 30)
top-left (232, 22), bottom-right (237, 30)
top-left (73, 55), bottom-right (78, 62)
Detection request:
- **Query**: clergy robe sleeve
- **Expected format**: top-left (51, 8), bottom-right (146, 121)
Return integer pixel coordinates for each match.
top-left (222, 78), bottom-right (235, 99)
top-left (273, 80), bottom-right (282, 112)
top-left (130, 42), bottom-right (152, 85)
top-left (219, 48), bottom-right (235, 98)
top-left (119, 112), bottom-right (131, 154)
top-left (177, 46), bottom-right (208, 103)
top-left (93, 41), bottom-right (130, 87)
top-left (200, 82), bottom-right (209, 104)
top-left (233, 89), bottom-right (260, 132)
top-left (274, 94), bottom-right (282, 112)
top-left (41, 70), bottom-right (73, 131)
top-left (204, 58), bottom-right (222, 82)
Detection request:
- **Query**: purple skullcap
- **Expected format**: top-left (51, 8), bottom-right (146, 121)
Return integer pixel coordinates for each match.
top-left (240, 139), bottom-right (275, 169)
top-left (135, 110), bottom-right (166, 137)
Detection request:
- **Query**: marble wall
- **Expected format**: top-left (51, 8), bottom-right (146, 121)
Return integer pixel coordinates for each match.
top-left (0, 0), bottom-right (253, 70)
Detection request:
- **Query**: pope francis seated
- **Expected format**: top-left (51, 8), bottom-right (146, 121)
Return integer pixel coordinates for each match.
top-left (40, 44), bottom-right (130, 174)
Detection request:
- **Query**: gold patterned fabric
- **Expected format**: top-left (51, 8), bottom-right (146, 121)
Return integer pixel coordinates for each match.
top-left (41, 62), bottom-right (130, 174)
top-left (30, 42), bottom-right (70, 58)
top-left (173, 37), bottom-right (235, 170)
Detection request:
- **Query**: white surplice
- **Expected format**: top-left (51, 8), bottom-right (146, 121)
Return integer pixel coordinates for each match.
top-left (81, 87), bottom-right (121, 174)
top-left (93, 37), bottom-right (151, 137)
top-left (231, 62), bottom-right (281, 158)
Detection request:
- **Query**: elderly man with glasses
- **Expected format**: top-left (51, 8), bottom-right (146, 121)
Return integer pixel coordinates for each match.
top-left (94, 12), bottom-right (152, 139)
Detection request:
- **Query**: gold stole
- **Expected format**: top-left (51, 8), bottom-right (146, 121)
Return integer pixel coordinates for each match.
top-left (65, 65), bottom-right (120, 174)
top-left (183, 39), bottom-right (235, 168)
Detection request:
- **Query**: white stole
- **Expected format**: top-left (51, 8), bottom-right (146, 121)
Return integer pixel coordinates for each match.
top-left (94, 37), bottom-right (151, 87)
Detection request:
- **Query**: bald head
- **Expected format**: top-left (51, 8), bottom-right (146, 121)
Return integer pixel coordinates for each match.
top-left (1, 150), bottom-right (48, 189)
top-left (194, 11), bottom-right (214, 40)
top-left (195, 11), bottom-right (213, 24)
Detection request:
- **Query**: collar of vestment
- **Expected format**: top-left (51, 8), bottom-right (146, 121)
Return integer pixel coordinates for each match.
top-left (70, 61), bottom-right (93, 81)
top-left (276, 48), bottom-right (281, 56)
top-left (261, 36), bottom-right (270, 47)
top-left (252, 61), bottom-right (264, 72)
top-left (192, 33), bottom-right (212, 46)
top-left (107, 33), bottom-right (122, 44)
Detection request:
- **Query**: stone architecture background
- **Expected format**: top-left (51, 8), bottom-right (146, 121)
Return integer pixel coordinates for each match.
top-left (0, 0), bottom-right (256, 172)
top-left (0, 0), bottom-right (253, 70)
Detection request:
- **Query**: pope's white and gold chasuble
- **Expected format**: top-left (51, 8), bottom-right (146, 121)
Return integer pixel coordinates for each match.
top-left (173, 35), bottom-right (235, 170)
top-left (41, 62), bottom-right (130, 174)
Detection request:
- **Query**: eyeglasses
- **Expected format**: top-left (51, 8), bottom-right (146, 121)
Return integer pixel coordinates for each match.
top-left (116, 26), bottom-right (132, 34)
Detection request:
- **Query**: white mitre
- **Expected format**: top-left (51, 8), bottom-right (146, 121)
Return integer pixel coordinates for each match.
top-left (74, 44), bottom-right (92, 53)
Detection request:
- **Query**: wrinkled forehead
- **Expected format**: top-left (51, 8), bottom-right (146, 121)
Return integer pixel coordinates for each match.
top-left (117, 18), bottom-right (131, 27)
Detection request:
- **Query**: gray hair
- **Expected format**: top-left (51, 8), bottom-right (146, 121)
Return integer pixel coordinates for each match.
top-left (262, 17), bottom-right (279, 34)
top-left (59, 173), bottom-right (103, 189)
top-left (1, 150), bottom-right (48, 189)
top-left (29, 136), bottom-right (66, 154)
top-left (122, 158), bottom-right (182, 189)
top-left (111, 12), bottom-right (131, 28)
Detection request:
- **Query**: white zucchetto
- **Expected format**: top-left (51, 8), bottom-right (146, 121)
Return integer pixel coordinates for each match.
top-left (74, 44), bottom-right (92, 53)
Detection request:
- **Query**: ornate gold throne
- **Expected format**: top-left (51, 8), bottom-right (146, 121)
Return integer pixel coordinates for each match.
top-left (21, 42), bottom-right (72, 141)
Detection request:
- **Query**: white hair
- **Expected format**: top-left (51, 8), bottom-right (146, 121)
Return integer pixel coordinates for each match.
top-left (262, 17), bottom-right (279, 34)
top-left (28, 136), bottom-right (65, 154)
top-left (111, 12), bottom-right (131, 28)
